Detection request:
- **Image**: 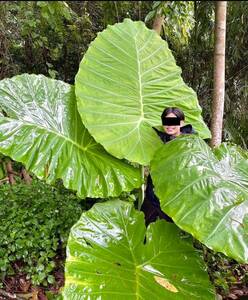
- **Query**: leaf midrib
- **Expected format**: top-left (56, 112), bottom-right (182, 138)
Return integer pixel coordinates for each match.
top-left (0, 116), bottom-right (89, 153)
top-left (134, 35), bottom-right (144, 122)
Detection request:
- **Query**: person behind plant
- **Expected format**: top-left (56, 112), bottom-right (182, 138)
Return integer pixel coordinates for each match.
top-left (141, 107), bottom-right (196, 225)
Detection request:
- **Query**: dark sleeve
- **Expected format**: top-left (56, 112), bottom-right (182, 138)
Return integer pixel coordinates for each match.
top-left (180, 124), bottom-right (197, 135)
top-left (145, 174), bottom-right (161, 208)
top-left (152, 127), bottom-right (164, 139)
top-left (152, 127), bottom-right (171, 143)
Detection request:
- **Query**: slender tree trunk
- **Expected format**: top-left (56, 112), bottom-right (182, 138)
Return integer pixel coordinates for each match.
top-left (6, 160), bottom-right (15, 184)
top-left (192, 1), bottom-right (198, 86)
top-left (210, 1), bottom-right (227, 148)
top-left (114, 1), bottom-right (119, 22)
top-left (21, 167), bottom-right (32, 184)
top-left (138, 1), bottom-right (141, 20)
top-left (152, 15), bottom-right (164, 35)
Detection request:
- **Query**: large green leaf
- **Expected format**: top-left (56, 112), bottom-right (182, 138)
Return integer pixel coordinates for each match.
top-left (0, 74), bottom-right (141, 198)
top-left (151, 135), bottom-right (248, 263)
top-left (63, 200), bottom-right (215, 299)
top-left (75, 18), bottom-right (211, 165)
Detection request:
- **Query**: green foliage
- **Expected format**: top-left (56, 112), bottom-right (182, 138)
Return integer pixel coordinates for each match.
top-left (0, 154), bottom-right (6, 180)
top-left (63, 200), bottom-right (215, 299)
top-left (170, 1), bottom-right (215, 126)
top-left (46, 291), bottom-right (63, 300)
top-left (101, 1), bottom-right (152, 26)
top-left (145, 1), bottom-right (194, 47)
top-left (151, 135), bottom-right (248, 263)
top-left (0, 74), bottom-right (142, 198)
top-left (0, 2), bottom-right (247, 297)
top-left (1, 1), bottom-right (248, 150)
top-left (0, 178), bottom-right (82, 287)
top-left (0, 1), bottom-right (96, 82)
top-left (171, 1), bottom-right (248, 149)
top-left (0, 1), bottom-right (152, 83)
top-left (224, 2), bottom-right (248, 149)
top-left (196, 242), bottom-right (248, 298)
top-left (206, 252), bottom-right (239, 296)
top-left (76, 19), bottom-right (210, 165)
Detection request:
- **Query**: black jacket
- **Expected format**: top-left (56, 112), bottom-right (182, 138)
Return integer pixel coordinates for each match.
top-left (152, 124), bottom-right (196, 143)
top-left (141, 124), bottom-right (195, 225)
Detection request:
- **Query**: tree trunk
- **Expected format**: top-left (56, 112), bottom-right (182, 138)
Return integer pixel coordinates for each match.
top-left (152, 15), bottom-right (164, 35)
top-left (6, 160), bottom-right (15, 184)
top-left (21, 167), bottom-right (32, 184)
top-left (210, 1), bottom-right (227, 148)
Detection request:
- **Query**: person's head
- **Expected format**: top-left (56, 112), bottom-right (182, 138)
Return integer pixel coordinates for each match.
top-left (161, 107), bottom-right (185, 136)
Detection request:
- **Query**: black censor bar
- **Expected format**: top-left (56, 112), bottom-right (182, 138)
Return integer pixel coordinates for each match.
top-left (162, 117), bottom-right (181, 126)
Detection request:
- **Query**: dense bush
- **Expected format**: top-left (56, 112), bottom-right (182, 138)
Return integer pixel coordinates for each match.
top-left (0, 179), bottom-right (82, 287)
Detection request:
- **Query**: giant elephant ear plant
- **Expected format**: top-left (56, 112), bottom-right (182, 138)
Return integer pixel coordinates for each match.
top-left (0, 19), bottom-right (247, 299)
top-left (63, 200), bottom-right (215, 299)
top-left (151, 135), bottom-right (248, 263)
top-left (0, 74), bottom-right (142, 198)
top-left (75, 18), bottom-right (211, 165)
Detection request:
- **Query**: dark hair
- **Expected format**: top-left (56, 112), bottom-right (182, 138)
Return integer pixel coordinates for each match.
top-left (161, 107), bottom-right (185, 123)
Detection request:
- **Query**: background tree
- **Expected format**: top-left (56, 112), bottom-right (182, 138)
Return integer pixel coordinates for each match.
top-left (210, 1), bottom-right (227, 148)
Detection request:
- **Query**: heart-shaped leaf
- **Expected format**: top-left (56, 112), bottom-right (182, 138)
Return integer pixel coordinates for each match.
top-left (151, 135), bottom-right (248, 263)
top-left (63, 200), bottom-right (215, 299)
top-left (0, 74), bottom-right (141, 198)
top-left (75, 19), bottom-right (211, 165)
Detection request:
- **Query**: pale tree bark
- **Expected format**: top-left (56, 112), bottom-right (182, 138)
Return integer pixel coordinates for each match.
top-left (152, 15), bottom-right (164, 35)
top-left (21, 166), bottom-right (32, 184)
top-left (6, 160), bottom-right (15, 185)
top-left (210, 1), bottom-right (227, 148)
